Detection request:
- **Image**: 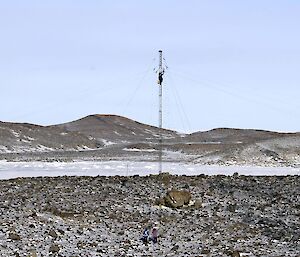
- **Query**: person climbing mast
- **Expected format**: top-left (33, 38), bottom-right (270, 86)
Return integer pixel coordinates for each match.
top-left (158, 70), bottom-right (164, 85)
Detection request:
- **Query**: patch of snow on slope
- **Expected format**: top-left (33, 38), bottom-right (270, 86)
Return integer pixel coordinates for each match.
top-left (0, 146), bottom-right (10, 153)
top-left (144, 129), bottom-right (154, 134)
top-left (76, 145), bottom-right (94, 151)
top-left (152, 134), bottom-right (160, 138)
top-left (37, 145), bottom-right (54, 152)
top-left (21, 139), bottom-right (31, 143)
top-left (11, 130), bottom-right (20, 137)
top-left (100, 139), bottom-right (115, 146)
top-left (23, 135), bottom-right (34, 141)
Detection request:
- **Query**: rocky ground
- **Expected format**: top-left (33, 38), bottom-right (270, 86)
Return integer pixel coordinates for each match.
top-left (0, 173), bottom-right (299, 256)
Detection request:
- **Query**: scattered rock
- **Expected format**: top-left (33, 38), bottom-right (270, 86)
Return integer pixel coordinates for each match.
top-left (232, 172), bottom-right (239, 178)
top-left (193, 199), bottom-right (202, 208)
top-left (171, 244), bottom-right (179, 251)
top-left (57, 228), bottom-right (65, 235)
top-left (29, 224), bottom-right (35, 228)
top-left (227, 203), bottom-right (237, 212)
top-left (0, 174), bottom-right (299, 256)
top-left (28, 251), bottom-right (37, 257)
top-left (231, 250), bottom-right (241, 257)
top-left (9, 232), bottom-right (21, 241)
top-left (155, 197), bottom-right (166, 206)
top-left (49, 229), bottom-right (58, 238)
top-left (49, 244), bottom-right (60, 253)
top-left (201, 249), bottom-right (210, 254)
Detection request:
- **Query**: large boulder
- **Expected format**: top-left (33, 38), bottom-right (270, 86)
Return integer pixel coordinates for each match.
top-left (163, 190), bottom-right (191, 208)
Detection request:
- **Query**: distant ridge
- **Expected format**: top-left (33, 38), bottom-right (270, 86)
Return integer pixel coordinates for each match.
top-left (0, 114), bottom-right (299, 167)
top-left (187, 127), bottom-right (299, 144)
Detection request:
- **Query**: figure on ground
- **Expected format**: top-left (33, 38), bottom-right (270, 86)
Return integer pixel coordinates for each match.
top-left (141, 227), bottom-right (149, 245)
top-left (140, 226), bottom-right (158, 244)
top-left (150, 227), bottom-right (158, 244)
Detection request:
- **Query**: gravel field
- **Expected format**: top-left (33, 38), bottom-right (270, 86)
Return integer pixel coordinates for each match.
top-left (0, 172), bottom-right (299, 256)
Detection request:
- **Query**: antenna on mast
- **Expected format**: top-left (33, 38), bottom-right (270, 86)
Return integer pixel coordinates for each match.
top-left (157, 50), bottom-right (164, 174)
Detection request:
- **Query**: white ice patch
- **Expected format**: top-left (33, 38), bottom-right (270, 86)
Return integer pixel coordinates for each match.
top-left (0, 161), bottom-right (299, 180)
top-left (123, 148), bottom-right (156, 152)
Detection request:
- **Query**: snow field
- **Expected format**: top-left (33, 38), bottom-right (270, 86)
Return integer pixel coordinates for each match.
top-left (0, 161), bottom-right (299, 180)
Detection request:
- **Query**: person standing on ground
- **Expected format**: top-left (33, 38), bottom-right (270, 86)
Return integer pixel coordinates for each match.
top-left (141, 227), bottom-right (149, 245)
top-left (150, 227), bottom-right (158, 244)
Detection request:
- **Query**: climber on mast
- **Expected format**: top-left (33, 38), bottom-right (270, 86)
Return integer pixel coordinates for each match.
top-left (158, 70), bottom-right (164, 85)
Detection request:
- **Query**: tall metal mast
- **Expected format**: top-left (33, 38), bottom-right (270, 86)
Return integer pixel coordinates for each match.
top-left (158, 50), bottom-right (164, 174)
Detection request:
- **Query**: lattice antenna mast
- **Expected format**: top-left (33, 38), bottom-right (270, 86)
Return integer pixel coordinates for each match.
top-left (157, 50), bottom-right (164, 174)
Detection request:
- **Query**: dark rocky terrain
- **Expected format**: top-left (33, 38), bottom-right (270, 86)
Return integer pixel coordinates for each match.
top-left (0, 120), bottom-right (99, 153)
top-left (1, 114), bottom-right (300, 167)
top-left (0, 174), bottom-right (299, 256)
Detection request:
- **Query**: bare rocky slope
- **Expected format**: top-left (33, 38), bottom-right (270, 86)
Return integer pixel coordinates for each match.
top-left (0, 115), bottom-right (299, 167)
top-left (54, 114), bottom-right (178, 144)
top-left (0, 121), bottom-right (99, 154)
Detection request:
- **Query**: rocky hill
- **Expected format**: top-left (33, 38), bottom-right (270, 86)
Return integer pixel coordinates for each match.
top-left (54, 114), bottom-right (178, 145)
top-left (0, 115), bottom-right (299, 167)
top-left (180, 128), bottom-right (300, 167)
top-left (0, 121), bottom-right (99, 154)
top-left (186, 128), bottom-right (282, 143)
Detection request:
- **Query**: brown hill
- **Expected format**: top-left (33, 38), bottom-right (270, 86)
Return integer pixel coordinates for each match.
top-left (0, 121), bottom-right (98, 153)
top-left (54, 114), bottom-right (178, 145)
top-left (186, 127), bottom-right (298, 144)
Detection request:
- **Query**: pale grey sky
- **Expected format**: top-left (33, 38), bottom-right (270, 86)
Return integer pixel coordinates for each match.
top-left (0, 0), bottom-right (299, 132)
